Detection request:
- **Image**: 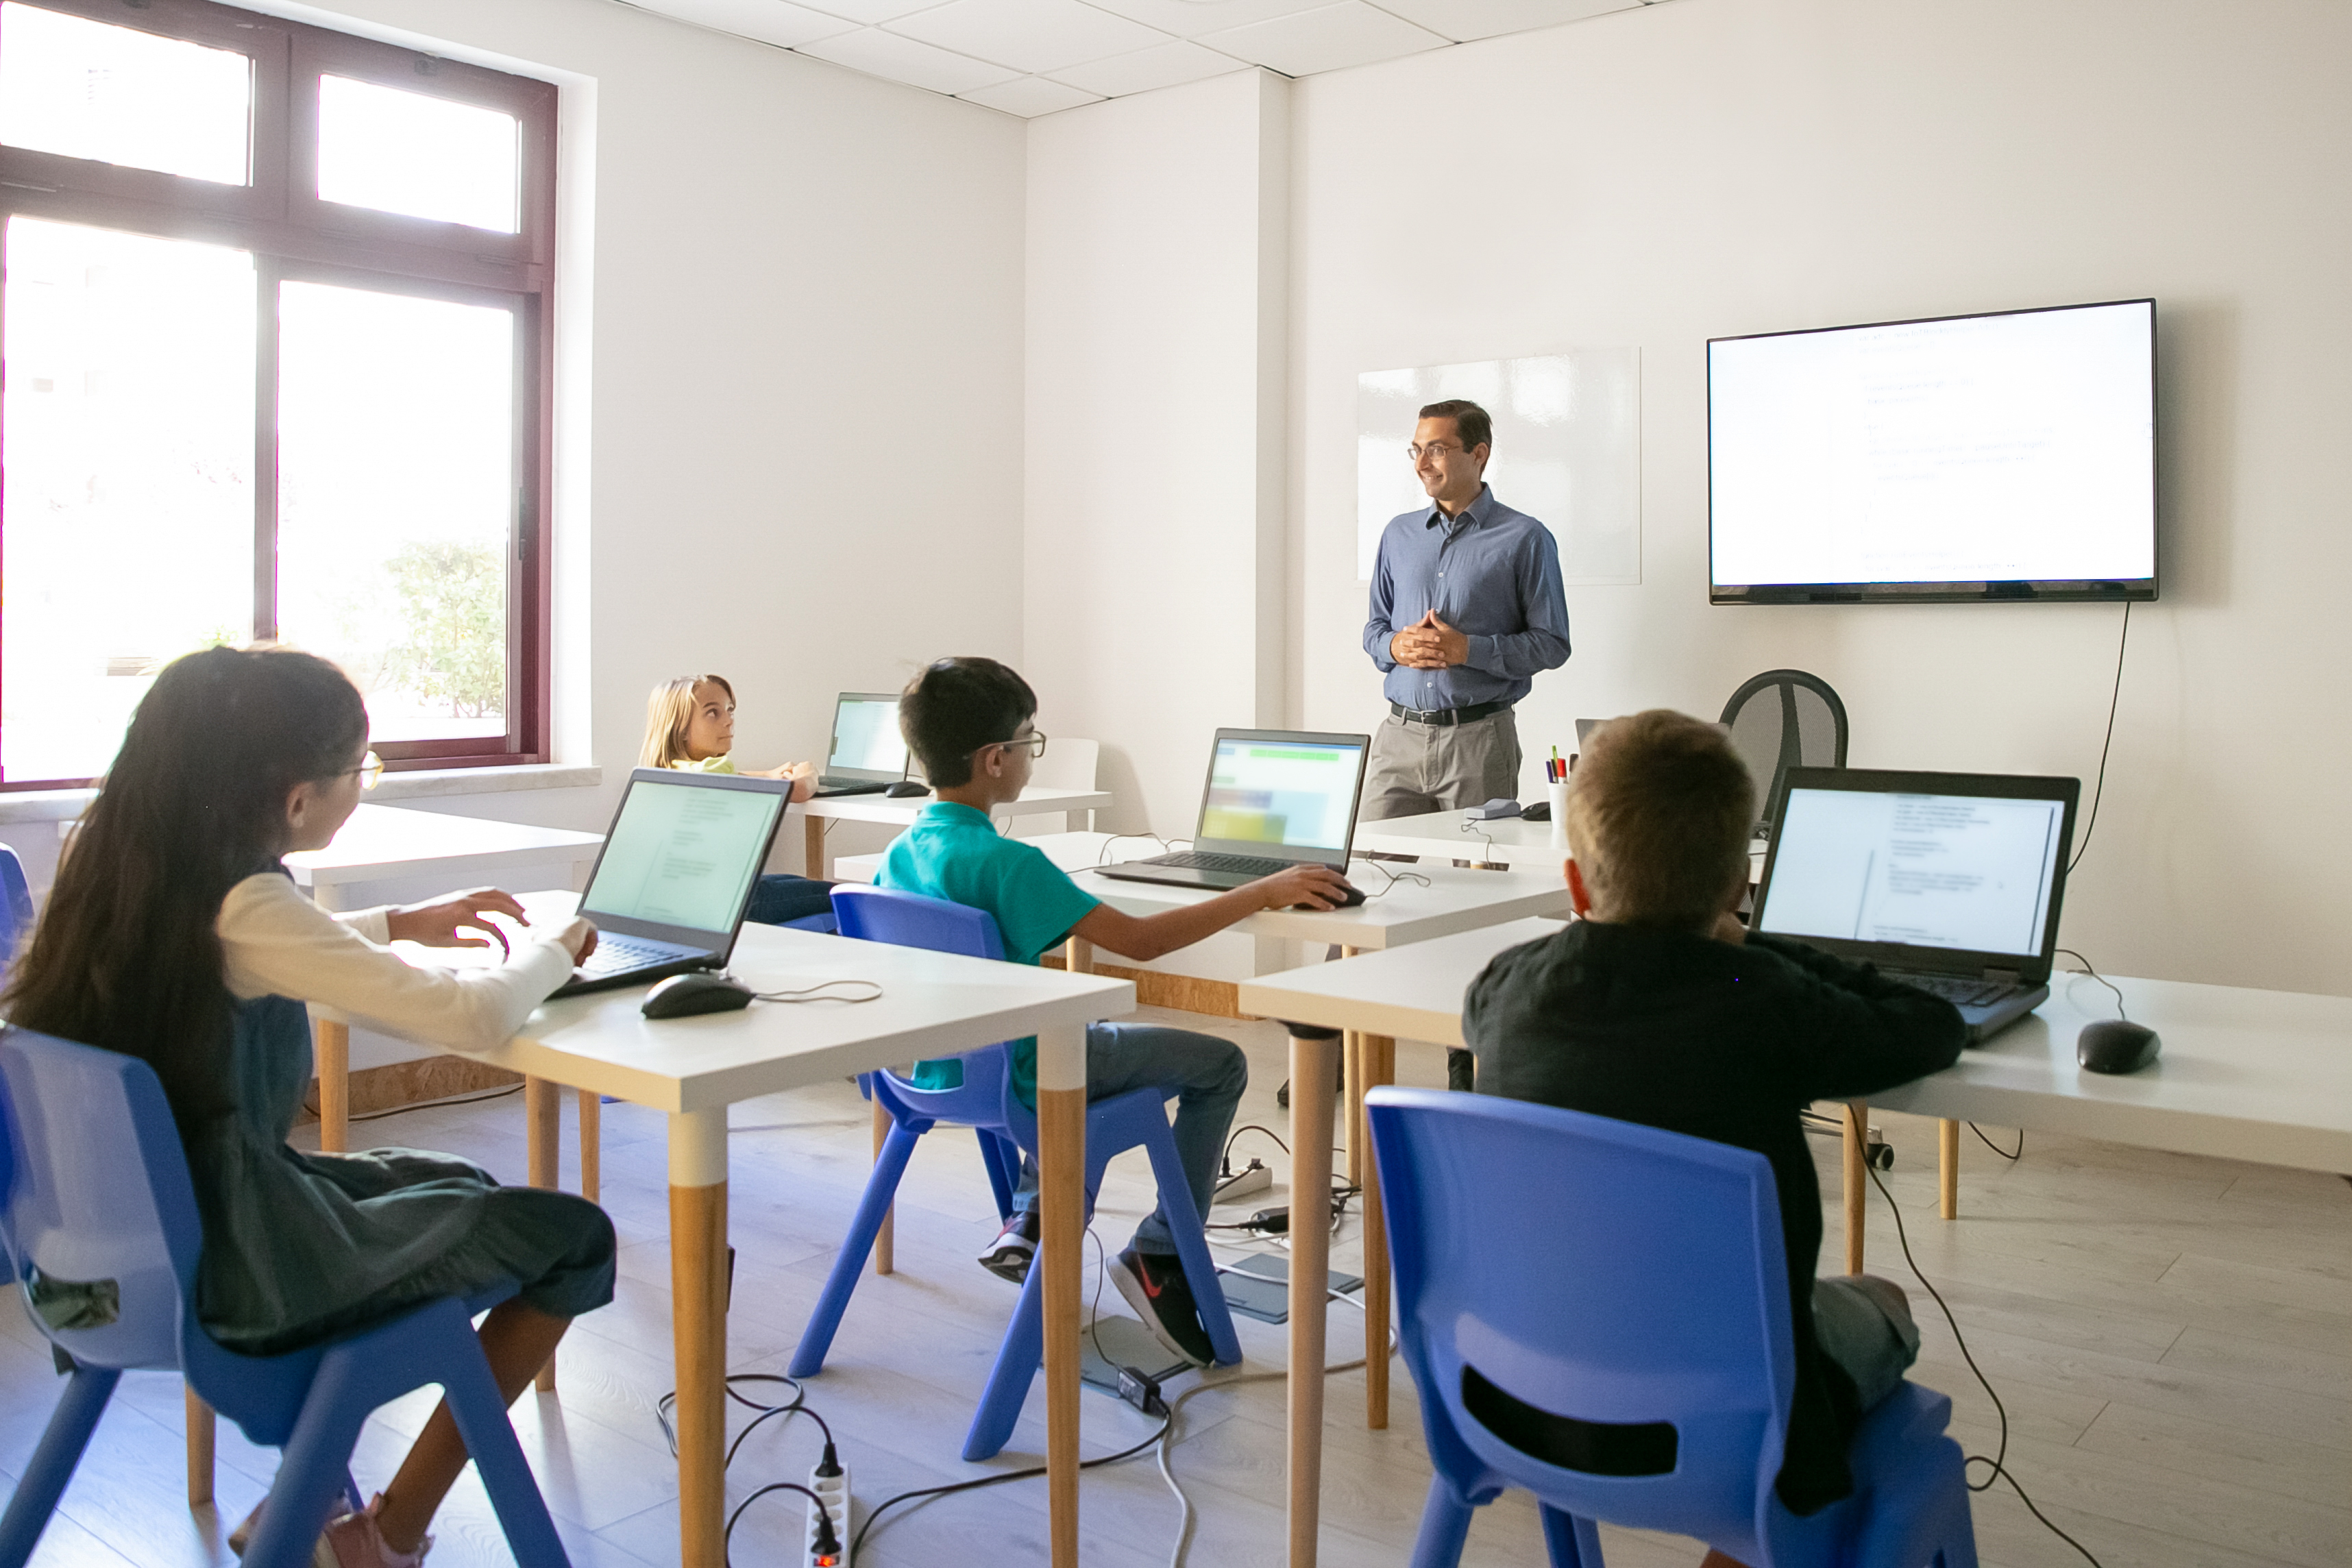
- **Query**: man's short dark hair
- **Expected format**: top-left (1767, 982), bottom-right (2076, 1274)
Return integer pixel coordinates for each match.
top-left (1418, 398), bottom-right (1492, 454)
top-left (900, 657), bottom-right (1037, 787)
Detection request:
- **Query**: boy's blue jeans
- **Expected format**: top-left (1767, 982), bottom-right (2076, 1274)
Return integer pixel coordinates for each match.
top-left (1009, 1021), bottom-right (1247, 1258)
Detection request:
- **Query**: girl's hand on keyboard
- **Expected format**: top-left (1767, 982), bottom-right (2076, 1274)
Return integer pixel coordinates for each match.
top-left (559, 918), bottom-right (599, 965)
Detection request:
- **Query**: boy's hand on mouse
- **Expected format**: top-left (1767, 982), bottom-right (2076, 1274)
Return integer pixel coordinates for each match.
top-left (1255, 863), bottom-right (1352, 911)
top-left (558, 918), bottom-right (599, 965)
top-left (384, 887), bottom-right (528, 953)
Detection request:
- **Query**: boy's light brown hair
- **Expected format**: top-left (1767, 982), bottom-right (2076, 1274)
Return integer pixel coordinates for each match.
top-left (1566, 709), bottom-right (1756, 932)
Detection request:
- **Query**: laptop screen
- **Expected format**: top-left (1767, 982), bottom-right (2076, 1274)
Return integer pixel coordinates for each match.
top-left (1756, 785), bottom-right (2065, 959)
top-left (1199, 735), bottom-right (1364, 855)
top-left (582, 776), bottom-right (787, 937)
top-left (828, 694), bottom-right (908, 778)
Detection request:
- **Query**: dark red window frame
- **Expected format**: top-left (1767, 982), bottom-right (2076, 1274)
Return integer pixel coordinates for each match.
top-left (0, 0), bottom-right (556, 786)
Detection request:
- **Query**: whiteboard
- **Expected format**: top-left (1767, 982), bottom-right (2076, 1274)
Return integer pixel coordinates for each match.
top-left (1356, 350), bottom-right (1641, 585)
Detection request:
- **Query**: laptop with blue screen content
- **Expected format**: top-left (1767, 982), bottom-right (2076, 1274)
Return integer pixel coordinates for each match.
top-left (1094, 728), bottom-right (1370, 892)
top-left (1750, 768), bottom-right (2080, 1042)
top-left (553, 768), bottom-right (794, 996)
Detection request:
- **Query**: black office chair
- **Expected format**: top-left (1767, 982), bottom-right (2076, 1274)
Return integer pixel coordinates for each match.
top-left (1717, 669), bottom-right (1849, 840)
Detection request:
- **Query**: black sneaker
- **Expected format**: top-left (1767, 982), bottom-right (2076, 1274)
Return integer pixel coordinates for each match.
top-left (977, 1211), bottom-right (1038, 1284)
top-left (1111, 1247), bottom-right (1216, 1367)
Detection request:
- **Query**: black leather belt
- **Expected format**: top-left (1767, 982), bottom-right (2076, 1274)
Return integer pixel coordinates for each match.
top-left (1390, 700), bottom-right (1510, 727)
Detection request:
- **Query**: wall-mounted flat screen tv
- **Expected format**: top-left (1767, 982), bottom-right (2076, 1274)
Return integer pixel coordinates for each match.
top-left (1708, 299), bottom-right (2156, 604)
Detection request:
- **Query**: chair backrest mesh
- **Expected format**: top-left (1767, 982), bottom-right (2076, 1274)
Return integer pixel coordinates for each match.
top-left (1717, 670), bottom-right (1850, 836)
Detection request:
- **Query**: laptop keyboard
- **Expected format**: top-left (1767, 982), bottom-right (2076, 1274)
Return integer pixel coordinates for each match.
top-left (578, 935), bottom-right (693, 975)
top-left (1144, 850), bottom-right (1295, 878)
top-left (1893, 972), bottom-right (2016, 1008)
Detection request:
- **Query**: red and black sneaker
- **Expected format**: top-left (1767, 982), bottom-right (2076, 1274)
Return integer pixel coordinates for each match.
top-left (977, 1211), bottom-right (1038, 1284)
top-left (1111, 1247), bottom-right (1215, 1367)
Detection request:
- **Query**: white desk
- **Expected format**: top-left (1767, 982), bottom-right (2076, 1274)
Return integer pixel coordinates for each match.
top-left (500, 892), bottom-right (1127, 1568)
top-left (1353, 808), bottom-right (1568, 867)
top-left (280, 805), bottom-right (605, 1155)
top-left (1237, 927), bottom-right (2352, 1567)
top-left (798, 786), bottom-right (1112, 879)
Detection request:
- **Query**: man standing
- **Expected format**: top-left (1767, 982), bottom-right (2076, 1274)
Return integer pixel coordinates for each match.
top-left (1362, 397), bottom-right (1571, 1088)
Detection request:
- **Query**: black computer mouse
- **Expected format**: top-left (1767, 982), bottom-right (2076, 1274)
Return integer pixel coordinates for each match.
top-left (2077, 1018), bottom-right (2160, 1075)
top-left (641, 972), bottom-right (755, 1019)
top-left (883, 781), bottom-right (931, 798)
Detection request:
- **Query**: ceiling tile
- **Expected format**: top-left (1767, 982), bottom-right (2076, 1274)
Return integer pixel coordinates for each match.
top-left (800, 0), bottom-right (959, 25)
top-left (1373, 0), bottom-right (1634, 42)
top-left (1075, 0), bottom-right (1339, 42)
top-left (958, 75), bottom-right (1107, 114)
top-left (794, 26), bottom-right (1024, 92)
top-left (626, 0), bottom-right (861, 49)
top-left (888, 0), bottom-right (1172, 73)
top-left (1047, 39), bottom-right (1251, 95)
top-left (1195, 1), bottom-right (1448, 75)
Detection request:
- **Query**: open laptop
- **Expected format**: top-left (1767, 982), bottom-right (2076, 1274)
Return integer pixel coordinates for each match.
top-left (554, 768), bottom-right (794, 996)
top-left (1750, 768), bottom-right (2080, 1042)
top-left (812, 692), bottom-right (911, 796)
top-left (1094, 729), bottom-right (1370, 892)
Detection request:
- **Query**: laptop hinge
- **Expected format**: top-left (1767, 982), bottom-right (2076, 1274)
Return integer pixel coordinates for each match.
top-left (1982, 967), bottom-right (2022, 985)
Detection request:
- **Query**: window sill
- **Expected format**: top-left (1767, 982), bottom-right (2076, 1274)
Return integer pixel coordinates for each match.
top-left (0, 762), bottom-right (603, 826)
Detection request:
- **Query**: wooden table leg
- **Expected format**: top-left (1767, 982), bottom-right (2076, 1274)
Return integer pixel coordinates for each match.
top-left (1939, 1118), bottom-right (1959, 1220)
top-left (527, 1077), bottom-right (560, 1391)
top-left (578, 1088), bottom-right (602, 1204)
top-left (1286, 1024), bottom-right (1341, 1568)
top-left (670, 1107), bottom-right (730, 1568)
top-left (1360, 1033), bottom-right (1395, 1430)
top-left (185, 1386), bottom-right (214, 1507)
top-left (1844, 1102), bottom-right (1868, 1275)
top-left (1342, 1033), bottom-right (1362, 1188)
top-left (804, 813), bottom-right (827, 881)
top-left (1036, 1023), bottom-right (1088, 1568)
top-left (871, 1095), bottom-right (895, 1277)
top-left (314, 1018), bottom-right (350, 1154)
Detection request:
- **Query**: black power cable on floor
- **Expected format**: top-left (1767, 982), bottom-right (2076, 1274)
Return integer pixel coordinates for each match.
top-left (1862, 1159), bottom-right (2103, 1567)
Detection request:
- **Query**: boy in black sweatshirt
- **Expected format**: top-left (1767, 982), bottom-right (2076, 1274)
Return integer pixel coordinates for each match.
top-left (1463, 710), bottom-right (1964, 1552)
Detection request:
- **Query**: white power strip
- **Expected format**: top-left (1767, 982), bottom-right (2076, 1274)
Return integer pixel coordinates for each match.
top-left (805, 1458), bottom-right (852, 1567)
top-left (1214, 1159), bottom-right (1273, 1205)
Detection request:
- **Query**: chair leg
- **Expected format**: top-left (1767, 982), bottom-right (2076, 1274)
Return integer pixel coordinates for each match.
top-left (1408, 1473), bottom-right (1476, 1568)
top-left (1539, 1505), bottom-right (1604, 1568)
top-left (788, 1119), bottom-right (925, 1377)
top-left (420, 1327), bottom-right (572, 1567)
top-left (0, 1364), bottom-right (121, 1568)
top-left (977, 1128), bottom-right (1018, 1223)
top-left (241, 1378), bottom-right (371, 1568)
top-left (962, 1260), bottom-right (1046, 1461)
top-left (1132, 1117), bottom-right (1242, 1365)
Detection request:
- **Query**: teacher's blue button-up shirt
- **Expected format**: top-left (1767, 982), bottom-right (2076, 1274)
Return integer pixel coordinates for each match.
top-left (1363, 485), bottom-right (1572, 711)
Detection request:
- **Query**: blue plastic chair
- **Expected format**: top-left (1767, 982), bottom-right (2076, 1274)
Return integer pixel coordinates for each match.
top-left (0, 1027), bottom-right (572, 1568)
top-left (0, 846), bottom-right (34, 966)
top-left (1365, 1087), bottom-right (1976, 1568)
top-left (789, 884), bottom-right (1241, 1460)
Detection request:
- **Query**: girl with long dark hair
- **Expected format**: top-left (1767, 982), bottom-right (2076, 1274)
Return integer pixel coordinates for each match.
top-left (5, 646), bottom-right (614, 1567)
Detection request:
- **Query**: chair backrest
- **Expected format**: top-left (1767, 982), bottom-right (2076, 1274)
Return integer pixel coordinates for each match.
top-left (1367, 1087), bottom-right (1797, 1547)
top-left (0, 1027), bottom-right (201, 1375)
top-left (1028, 737), bottom-right (1100, 794)
top-left (827, 885), bottom-right (1029, 1138)
top-left (1717, 670), bottom-right (1849, 837)
top-left (0, 844), bottom-right (35, 966)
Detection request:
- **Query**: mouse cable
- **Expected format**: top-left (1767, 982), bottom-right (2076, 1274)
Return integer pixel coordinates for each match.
top-left (2054, 948), bottom-right (2128, 1022)
top-left (746, 979), bottom-right (885, 1004)
top-left (1358, 860), bottom-right (1431, 900)
top-left (1862, 1160), bottom-right (2104, 1567)
top-left (2067, 600), bottom-right (2132, 876)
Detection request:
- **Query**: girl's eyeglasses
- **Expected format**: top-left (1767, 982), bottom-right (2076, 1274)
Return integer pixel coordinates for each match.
top-left (972, 732), bottom-right (1048, 761)
top-left (345, 751), bottom-right (384, 791)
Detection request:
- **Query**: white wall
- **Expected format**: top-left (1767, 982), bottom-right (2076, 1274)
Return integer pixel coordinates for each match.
top-left (1288, 0), bottom-right (2352, 994)
top-left (1024, 70), bottom-right (1291, 837)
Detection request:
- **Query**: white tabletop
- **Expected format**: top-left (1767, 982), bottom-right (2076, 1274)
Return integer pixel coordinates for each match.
top-left (1353, 809), bottom-right (1767, 881)
top-left (284, 803), bottom-right (604, 887)
top-left (461, 892), bottom-right (1136, 1114)
top-left (1240, 924), bottom-right (2352, 1175)
top-left (798, 785), bottom-right (1110, 827)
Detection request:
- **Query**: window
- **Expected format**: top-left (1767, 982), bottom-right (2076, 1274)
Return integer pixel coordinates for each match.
top-left (0, 0), bottom-right (554, 787)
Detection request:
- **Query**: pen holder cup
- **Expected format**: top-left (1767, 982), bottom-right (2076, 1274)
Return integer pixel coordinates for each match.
top-left (1547, 777), bottom-right (1571, 846)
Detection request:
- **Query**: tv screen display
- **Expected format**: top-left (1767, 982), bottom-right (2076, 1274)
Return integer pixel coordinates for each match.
top-left (1708, 299), bottom-right (2157, 604)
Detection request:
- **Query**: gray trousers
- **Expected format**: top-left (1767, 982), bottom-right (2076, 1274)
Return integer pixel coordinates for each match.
top-left (1360, 707), bottom-right (1522, 1091)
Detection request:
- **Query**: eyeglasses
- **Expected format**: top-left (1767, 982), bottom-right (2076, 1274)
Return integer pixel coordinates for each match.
top-left (1407, 441), bottom-right (1463, 462)
top-left (972, 731), bottom-right (1048, 761)
top-left (345, 751), bottom-right (384, 791)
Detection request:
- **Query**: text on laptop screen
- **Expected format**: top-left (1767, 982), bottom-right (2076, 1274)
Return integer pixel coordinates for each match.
top-left (1201, 738), bottom-right (1362, 852)
top-left (1757, 789), bottom-right (2063, 957)
top-left (583, 779), bottom-right (784, 934)
top-left (830, 697), bottom-right (907, 775)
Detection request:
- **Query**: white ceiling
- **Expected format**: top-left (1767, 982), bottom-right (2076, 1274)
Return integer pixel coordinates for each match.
top-left (625, 0), bottom-right (1661, 117)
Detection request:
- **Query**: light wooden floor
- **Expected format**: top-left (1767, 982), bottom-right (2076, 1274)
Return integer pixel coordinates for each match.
top-left (2, 1007), bottom-right (2344, 1567)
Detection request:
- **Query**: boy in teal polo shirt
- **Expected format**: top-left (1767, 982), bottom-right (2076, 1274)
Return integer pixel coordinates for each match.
top-left (882, 657), bottom-right (1352, 1366)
